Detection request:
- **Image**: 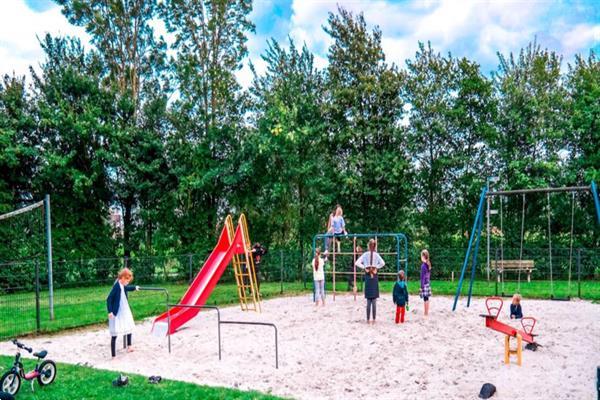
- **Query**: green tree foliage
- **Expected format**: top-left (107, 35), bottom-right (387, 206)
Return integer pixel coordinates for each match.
top-left (247, 39), bottom-right (328, 255)
top-left (492, 41), bottom-right (568, 188)
top-left (0, 75), bottom-right (37, 208)
top-left (324, 8), bottom-right (412, 234)
top-left (567, 52), bottom-right (599, 183)
top-left (404, 42), bottom-right (495, 245)
top-left (0, 75), bottom-right (40, 265)
top-left (31, 35), bottom-right (114, 259)
top-left (491, 42), bottom-right (571, 248)
top-left (55, 0), bottom-right (169, 257)
top-left (566, 51), bottom-right (599, 247)
top-left (0, 4), bottom-right (597, 264)
top-left (160, 0), bottom-right (254, 252)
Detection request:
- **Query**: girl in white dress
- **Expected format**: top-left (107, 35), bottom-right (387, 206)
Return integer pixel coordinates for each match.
top-left (106, 268), bottom-right (139, 358)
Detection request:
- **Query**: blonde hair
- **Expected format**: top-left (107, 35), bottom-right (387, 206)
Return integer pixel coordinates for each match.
top-left (398, 270), bottom-right (405, 281)
top-left (118, 268), bottom-right (133, 281)
top-left (421, 249), bottom-right (431, 270)
top-left (512, 293), bottom-right (521, 304)
top-left (368, 239), bottom-right (376, 251)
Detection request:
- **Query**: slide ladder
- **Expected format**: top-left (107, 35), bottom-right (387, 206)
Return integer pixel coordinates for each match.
top-left (227, 214), bottom-right (261, 312)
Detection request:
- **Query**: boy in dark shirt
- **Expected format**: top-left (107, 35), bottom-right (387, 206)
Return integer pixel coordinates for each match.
top-left (393, 270), bottom-right (409, 324)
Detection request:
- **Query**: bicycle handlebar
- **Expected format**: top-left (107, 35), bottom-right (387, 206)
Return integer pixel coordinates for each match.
top-left (11, 339), bottom-right (32, 353)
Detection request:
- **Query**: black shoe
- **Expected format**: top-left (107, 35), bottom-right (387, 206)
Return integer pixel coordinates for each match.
top-left (148, 376), bottom-right (162, 384)
top-left (112, 374), bottom-right (129, 387)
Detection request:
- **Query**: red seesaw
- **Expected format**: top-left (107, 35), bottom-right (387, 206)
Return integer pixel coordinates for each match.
top-left (480, 297), bottom-right (539, 366)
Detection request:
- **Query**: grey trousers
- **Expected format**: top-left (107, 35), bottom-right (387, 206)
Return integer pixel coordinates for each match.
top-left (366, 298), bottom-right (377, 320)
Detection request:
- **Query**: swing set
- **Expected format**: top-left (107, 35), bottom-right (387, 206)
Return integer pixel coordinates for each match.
top-left (453, 181), bottom-right (600, 311)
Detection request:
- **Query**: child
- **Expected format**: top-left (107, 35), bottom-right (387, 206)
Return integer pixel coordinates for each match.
top-left (312, 248), bottom-right (326, 306)
top-left (251, 242), bottom-right (267, 292)
top-left (420, 249), bottom-right (432, 316)
top-left (393, 270), bottom-right (409, 324)
top-left (330, 206), bottom-right (348, 253)
top-left (355, 239), bottom-right (385, 324)
top-left (323, 205), bottom-right (338, 254)
top-left (348, 245), bottom-right (362, 292)
top-left (510, 293), bottom-right (523, 319)
top-left (106, 268), bottom-right (139, 358)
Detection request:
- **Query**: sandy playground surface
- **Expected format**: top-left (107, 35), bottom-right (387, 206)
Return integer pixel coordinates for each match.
top-left (0, 294), bottom-right (598, 400)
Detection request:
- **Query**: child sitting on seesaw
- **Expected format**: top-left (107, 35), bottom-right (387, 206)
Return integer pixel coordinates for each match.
top-left (393, 270), bottom-right (409, 324)
top-left (510, 293), bottom-right (522, 319)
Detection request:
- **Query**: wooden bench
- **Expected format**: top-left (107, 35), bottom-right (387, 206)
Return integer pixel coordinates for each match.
top-left (496, 260), bottom-right (535, 283)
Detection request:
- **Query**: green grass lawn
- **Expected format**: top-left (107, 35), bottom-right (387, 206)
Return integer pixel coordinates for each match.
top-left (1, 278), bottom-right (597, 339)
top-left (0, 355), bottom-right (284, 399)
top-left (338, 278), bottom-right (600, 300)
top-left (0, 281), bottom-right (308, 339)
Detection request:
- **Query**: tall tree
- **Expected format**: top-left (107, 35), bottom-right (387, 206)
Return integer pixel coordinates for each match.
top-left (566, 51), bottom-right (599, 247)
top-left (491, 42), bottom-right (570, 247)
top-left (0, 75), bottom-right (36, 208)
top-left (404, 43), bottom-right (495, 245)
top-left (31, 35), bottom-right (115, 259)
top-left (56, 0), bottom-right (169, 257)
top-left (248, 38), bottom-right (328, 256)
top-left (492, 41), bottom-right (568, 188)
top-left (324, 7), bottom-right (412, 234)
top-left (161, 0), bottom-right (254, 251)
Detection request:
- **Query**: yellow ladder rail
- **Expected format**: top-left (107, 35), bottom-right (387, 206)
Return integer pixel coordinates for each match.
top-left (225, 213), bottom-right (261, 312)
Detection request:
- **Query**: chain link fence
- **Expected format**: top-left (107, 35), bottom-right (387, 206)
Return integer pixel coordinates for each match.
top-left (0, 247), bottom-right (598, 339)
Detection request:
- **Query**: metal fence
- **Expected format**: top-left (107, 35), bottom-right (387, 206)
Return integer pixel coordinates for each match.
top-left (0, 247), bottom-right (597, 339)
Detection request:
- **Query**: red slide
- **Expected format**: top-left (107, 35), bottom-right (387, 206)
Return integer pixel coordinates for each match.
top-left (152, 223), bottom-right (245, 336)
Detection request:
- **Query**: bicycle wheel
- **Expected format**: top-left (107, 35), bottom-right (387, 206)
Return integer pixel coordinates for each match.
top-left (37, 360), bottom-right (57, 386)
top-left (0, 371), bottom-right (20, 395)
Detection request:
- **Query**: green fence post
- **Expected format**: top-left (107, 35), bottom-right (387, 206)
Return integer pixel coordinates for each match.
top-left (188, 254), bottom-right (193, 284)
top-left (280, 250), bottom-right (284, 294)
top-left (35, 260), bottom-right (41, 334)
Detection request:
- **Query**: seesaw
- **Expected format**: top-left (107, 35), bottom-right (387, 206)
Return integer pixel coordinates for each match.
top-left (480, 297), bottom-right (539, 366)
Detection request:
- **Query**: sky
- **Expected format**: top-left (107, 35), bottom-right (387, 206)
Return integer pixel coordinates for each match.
top-left (1, 0), bottom-right (599, 88)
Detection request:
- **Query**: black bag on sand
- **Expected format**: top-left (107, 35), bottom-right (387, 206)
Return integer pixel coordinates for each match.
top-left (479, 383), bottom-right (496, 399)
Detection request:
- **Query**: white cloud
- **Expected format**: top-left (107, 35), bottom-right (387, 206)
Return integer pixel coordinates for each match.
top-left (0, 0), bottom-right (89, 79)
top-left (286, 0), bottom-right (596, 73)
top-left (561, 23), bottom-right (600, 56)
top-left (3, 0), bottom-right (598, 88)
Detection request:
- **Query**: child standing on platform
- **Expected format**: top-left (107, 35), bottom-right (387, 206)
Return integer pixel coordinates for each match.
top-left (393, 270), bottom-right (409, 324)
top-left (329, 206), bottom-right (347, 254)
top-left (106, 268), bottom-right (139, 358)
top-left (355, 239), bottom-right (385, 324)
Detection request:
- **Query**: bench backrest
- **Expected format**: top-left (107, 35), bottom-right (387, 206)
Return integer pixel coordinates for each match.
top-left (496, 260), bottom-right (534, 269)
